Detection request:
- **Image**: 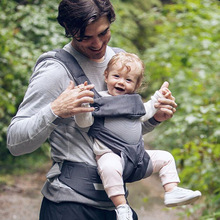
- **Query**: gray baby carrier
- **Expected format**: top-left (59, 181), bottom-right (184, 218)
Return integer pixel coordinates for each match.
top-left (89, 95), bottom-right (150, 182)
top-left (35, 48), bottom-right (150, 201)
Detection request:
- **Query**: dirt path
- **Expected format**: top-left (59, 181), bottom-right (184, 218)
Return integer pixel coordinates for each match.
top-left (0, 166), bottom-right (46, 220)
top-left (0, 164), bottom-right (201, 220)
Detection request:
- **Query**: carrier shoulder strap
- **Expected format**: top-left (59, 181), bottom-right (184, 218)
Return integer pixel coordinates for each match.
top-left (35, 49), bottom-right (101, 98)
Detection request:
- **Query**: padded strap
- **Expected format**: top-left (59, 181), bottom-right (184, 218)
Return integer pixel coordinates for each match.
top-left (59, 161), bottom-right (109, 201)
top-left (35, 49), bottom-right (101, 98)
top-left (55, 49), bottom-right (101, 98)
top-left (59, 161), bottom-right (128, 201)
top-left (92, 94), bottom-right (146, 119)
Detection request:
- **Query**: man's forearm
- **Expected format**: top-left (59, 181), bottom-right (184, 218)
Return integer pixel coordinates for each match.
top-left (7, 104), bottom-right (57, 156)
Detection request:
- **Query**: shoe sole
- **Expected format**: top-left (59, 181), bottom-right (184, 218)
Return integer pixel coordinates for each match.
top-left (165, 193), bottom-right (201, 207)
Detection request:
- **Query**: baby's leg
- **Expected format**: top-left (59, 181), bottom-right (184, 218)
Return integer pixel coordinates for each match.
top-left (146, 149), bottom-right (180, 191)
top-left (146, 150), bottom-right (201, 207)
top-left (97, 153), bottom-right (133, 219)
top-left (96, 152), bottom-right (126, 206)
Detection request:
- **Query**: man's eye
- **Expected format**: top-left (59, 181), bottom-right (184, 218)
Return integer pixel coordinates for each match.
top-left (75, 37), bottom-right (90, 42)
top-left (100, 28), bottom-right (109, 36)
top-left (82, 37), bottom-right (90, 41)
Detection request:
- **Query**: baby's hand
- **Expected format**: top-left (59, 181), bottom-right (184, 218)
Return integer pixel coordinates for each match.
top-left (154, 81), bottom-right (177, 122)
top-left (76, 81), bottom-right (94, 92)
top-left (161, 87), bottom-right (172, 100)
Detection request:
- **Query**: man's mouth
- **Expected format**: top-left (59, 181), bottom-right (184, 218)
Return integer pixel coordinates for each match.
top-left (90, 45), bottom-right (103, 52)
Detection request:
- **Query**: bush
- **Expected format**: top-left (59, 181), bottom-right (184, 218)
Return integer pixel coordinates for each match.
top-left (1, 0), bottom-right (219, 217)
top-left (141, 0), bottom-right (220, 217)
top-left (0, 0), bottom-right (68, 171)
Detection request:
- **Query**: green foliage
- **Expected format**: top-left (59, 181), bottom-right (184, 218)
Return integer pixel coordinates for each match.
top-left (0, 0), bottom-right (219, 217)
top-left (0, 0), bottom-right (161, 169)
top-left (111, 0), bottom-right (162, 54)
top-left (0, 0), bottom-right (68, 170)
top-left (140, 0), bottom-right (220, 217)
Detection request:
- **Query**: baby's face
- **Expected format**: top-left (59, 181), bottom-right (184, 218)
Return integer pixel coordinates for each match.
top-left (105, 62), bottom-right (140, 96)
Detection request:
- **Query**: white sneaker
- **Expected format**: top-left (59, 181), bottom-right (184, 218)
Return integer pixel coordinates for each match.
top-left (115, 204), bottom-right (133, 220)
top-left (164, 186), bottom-right (202, 207)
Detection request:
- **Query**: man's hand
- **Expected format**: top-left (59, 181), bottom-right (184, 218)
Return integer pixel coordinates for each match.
top-left (51, 81), bottom-right (95, 118)
top-left (154, 81), bottom-right (177, 122)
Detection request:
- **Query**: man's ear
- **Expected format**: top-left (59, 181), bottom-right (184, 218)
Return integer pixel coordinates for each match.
top-left (63, 22), bottom-right (72, 37)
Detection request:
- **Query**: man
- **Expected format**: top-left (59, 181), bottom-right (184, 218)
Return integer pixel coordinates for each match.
top-left (7, 0), bottom-right (177, 219)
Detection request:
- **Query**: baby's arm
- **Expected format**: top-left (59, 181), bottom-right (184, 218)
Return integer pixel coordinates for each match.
top-left (74, 103), bottom-right (94, 128)
top-left (74, 81), bottom-right (94, 128)
top-left (140, 91), bottom-right (164, 122)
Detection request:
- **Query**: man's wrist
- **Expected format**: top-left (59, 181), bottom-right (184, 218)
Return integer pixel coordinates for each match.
top-left (148, 117), bottom-right (161, 125)
top-left (50, 103), bottom-right (63, 125)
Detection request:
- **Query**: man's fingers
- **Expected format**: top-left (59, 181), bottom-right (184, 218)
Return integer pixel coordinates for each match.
top-left (157, 98), bottom-right (177, 108)
top-left (163, 91), bottom-right (175, 101)
top-left (78, 96), bottom-right (94, 105)
top-left (77, 90), bottom-right (94, 99)
top-left (156, 104), bottom-right (176, 110)
top-left (160, 108), bottom-right (174, 117)
top-left (85, 84), bottom-right (95, 90)
top-left (67, 100), bottom-right (95, 115)
top-left (76, 83), bottom-right (95, 92)
top-left (75, 106), bottom-right (95, 113)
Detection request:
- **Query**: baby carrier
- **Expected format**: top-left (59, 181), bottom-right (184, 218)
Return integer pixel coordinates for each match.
top-left (35, 48), bottom-right (151, 201)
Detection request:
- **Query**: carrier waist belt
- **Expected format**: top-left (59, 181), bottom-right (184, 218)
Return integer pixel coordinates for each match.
top-left (58, 161), bottom-right (127, 202)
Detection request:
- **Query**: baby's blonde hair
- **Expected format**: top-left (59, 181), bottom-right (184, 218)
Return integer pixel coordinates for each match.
top-left (104, 52), bottom-right (145, 90)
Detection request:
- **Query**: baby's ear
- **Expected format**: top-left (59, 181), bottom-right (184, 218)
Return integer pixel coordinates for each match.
top-left (135, 80), bottom-right (142, 91)
top-left (104, 71), bottom-right (108, 82)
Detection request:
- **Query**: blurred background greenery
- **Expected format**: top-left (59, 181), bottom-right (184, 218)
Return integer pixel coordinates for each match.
top-left (0, 0), bottom-right (219, 218)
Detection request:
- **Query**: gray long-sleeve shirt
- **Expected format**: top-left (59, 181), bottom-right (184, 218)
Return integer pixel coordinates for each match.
top-left (7, 43), bottom-right (158, 208)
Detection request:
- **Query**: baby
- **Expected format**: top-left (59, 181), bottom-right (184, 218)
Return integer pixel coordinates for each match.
top-left (75, 52), bottom-right (201, 220)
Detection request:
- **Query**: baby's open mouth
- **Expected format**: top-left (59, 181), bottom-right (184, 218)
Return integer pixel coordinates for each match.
top-left (115, 87), bottom-right (125, 92)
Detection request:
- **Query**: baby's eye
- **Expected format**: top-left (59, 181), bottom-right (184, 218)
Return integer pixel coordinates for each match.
top-left (113, 74), bottom-right (119, 78)
top-left (126, 79), bottom-right (132, 82)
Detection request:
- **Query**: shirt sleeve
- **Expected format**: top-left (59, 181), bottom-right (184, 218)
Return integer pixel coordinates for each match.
top-left (141, 91), bottom-right (163, 135)
top-left (7, 59), bottom-right (71, 156)
top-left (74, 103), bottom-right (94, 128)
top-left (140, 91), bottom-right (163, 122)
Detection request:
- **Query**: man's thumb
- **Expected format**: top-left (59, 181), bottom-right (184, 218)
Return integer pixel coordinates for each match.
top-left (67, 81), bottom-right (75, 90)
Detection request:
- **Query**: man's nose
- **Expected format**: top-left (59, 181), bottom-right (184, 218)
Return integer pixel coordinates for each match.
top-left (91, 37), bottom-right (102, 49)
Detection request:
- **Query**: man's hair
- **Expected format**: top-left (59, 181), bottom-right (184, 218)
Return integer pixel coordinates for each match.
top-left (105, 52), bottom-right (145, 90)
top-left (57, 0), bottom-right (115, 39)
